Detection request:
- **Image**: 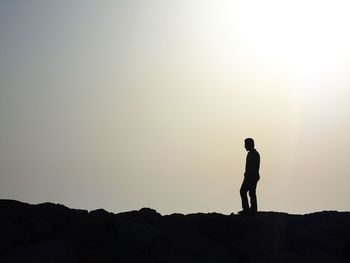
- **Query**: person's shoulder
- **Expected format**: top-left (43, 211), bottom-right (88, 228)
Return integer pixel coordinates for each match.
top-left (253, 149), bottom-right (260, 157)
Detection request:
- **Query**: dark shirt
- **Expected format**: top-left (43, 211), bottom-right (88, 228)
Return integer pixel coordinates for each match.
top-left (245, 149), bottom-right (260, 179)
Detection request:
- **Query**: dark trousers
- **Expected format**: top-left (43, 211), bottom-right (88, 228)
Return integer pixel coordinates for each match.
top-left (240, 177), bottom-right (259, 212)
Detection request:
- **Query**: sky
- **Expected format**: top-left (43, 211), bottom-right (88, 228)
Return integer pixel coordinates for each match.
top-left (1, 0), bottom-right (350, 215)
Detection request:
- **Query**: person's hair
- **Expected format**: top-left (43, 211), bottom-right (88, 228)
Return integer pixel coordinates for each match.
top-left (244, 138), bottom-right (255, 147)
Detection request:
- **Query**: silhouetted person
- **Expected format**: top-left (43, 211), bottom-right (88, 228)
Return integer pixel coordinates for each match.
top-left (239, 138), bottom-right (260, 215)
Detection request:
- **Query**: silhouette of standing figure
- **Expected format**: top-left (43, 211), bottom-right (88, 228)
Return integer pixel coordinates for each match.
top-left (239, 138), bottom-right (260, 215)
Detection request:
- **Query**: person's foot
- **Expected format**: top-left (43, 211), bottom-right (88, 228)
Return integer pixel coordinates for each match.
top-left (238, 210), bottom-right (250, 215)
top-left (238, 210), bottom-right (258, 216)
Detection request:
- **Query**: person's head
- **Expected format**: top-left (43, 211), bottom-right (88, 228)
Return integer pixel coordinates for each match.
top-left (244, 138), bottom-right (255, 151)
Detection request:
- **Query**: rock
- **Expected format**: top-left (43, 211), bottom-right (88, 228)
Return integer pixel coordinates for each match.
top-left (187, 213), bottom-right (231, 243)
top-left (118, 220), bottom-right (160, 250)
top-left (1, 200), bottom-right (350, 263)
top-left (251, 251), bottom-right (306, 263)
top-left (231, 230), bottom-right (288, 260)
top-left (291, 222), bottom-right (346, 255)
top-left (158, 213), bottom-right (198, 235)
top-left (301, 248), bottom-right (347, 263)
top-left (79, 239), bottom-right (147, 263)
top-left (0, 239), bottom-right (78, 263)
top-left (0, 221), bottom-right (29, 253)
top-left (0, 200), bottom-right (30, 221)
top-left (21, 218), bottom-right (54, 240)
top-left (151, 232), bottom-right (237, 263)
top-left (89, 208), bottom-right (110, 217)
top-left (88, 209), bottom-right (122, 233)
top-left (117, 207), bottom-right (161, 223)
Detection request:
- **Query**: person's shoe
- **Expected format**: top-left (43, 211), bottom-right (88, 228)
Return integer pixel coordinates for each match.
top-left (238, 210), bottom-right (250, 215)
top-left (249, 210), bottom-right (258, 216)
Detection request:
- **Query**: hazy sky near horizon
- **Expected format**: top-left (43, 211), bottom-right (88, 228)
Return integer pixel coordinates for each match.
top-left (1, 0), bottom-right (350, 214)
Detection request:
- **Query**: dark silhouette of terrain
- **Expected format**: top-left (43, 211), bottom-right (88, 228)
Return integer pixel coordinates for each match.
top-left (0, 200), bottom-right (350, 263)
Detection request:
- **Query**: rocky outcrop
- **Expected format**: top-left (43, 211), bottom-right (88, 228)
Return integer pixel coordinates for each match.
top-left (0, 199), bottom-right (349, 262)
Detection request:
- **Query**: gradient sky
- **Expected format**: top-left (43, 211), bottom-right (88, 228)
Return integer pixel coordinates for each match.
top-left (1, 0), bottom-right (350, 214)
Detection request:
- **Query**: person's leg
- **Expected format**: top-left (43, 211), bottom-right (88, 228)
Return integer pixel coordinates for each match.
top-left (240, 179), bottom-right (249, 211)
top-left (248, 179), bottom-right (258, 213)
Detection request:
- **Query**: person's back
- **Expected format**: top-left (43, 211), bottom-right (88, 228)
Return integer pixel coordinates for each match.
top-left (245, 148), bottom-right (260, 180)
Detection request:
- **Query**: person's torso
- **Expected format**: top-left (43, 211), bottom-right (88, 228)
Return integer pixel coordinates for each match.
top-left (245, 149), bottom-right (260, 177)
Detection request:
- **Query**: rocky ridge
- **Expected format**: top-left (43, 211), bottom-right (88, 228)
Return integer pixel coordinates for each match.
top-left (0, 199), bottom-right (349, 262)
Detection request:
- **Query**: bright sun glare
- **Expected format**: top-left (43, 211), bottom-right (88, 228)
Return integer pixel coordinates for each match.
top-left (233, 0), bottom-right (350, 78)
